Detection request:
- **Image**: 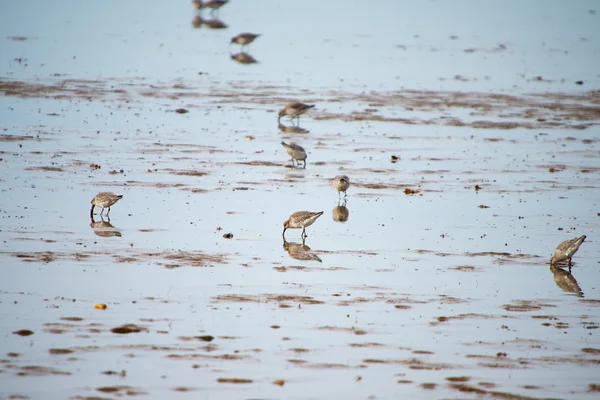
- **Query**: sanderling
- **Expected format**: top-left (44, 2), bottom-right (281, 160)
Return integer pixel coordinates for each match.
top-left (281, 141), bottom-right (307, 168)
top-left (90, 192), bottom-right (123, 218)
top-left (332, 175), bottom-right (350, 199)
top-left (550, 235), bottom-right (586, 267)
top-left (230, 33), bottom-right (260, 51)
top-left (278, 102), bottom-right (315, 124)
top-left (282, 211), bottom-right (324, 239)
top-left (199, 0), bottom-right (228, 15)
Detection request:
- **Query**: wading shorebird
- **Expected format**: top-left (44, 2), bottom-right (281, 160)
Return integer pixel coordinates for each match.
top-left (90, 192), bottom-right (123, 218)
top-left (550, 235), bottom-right (586, 268)
top-left (281, 141), bottom-right (307, 168)
top-left (282, 211), bottom-right (324, 239)
top-left (278, 102), bottom-right (315, 125)
top-left (332, 175), bottom-right (350, 199)
top-left (230, 33), bottom-right (261, 51)
top-left (198, 0), bottom-right (228, 15)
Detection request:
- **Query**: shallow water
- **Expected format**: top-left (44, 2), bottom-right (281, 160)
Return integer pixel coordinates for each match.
top-left (1, 1), bottom-right (599, 399)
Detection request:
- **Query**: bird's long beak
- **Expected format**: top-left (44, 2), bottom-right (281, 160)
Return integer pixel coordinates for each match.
top-left (282, 227), bottom-right (286, 238)
top-left (90, 205), bottom-right (94, 218)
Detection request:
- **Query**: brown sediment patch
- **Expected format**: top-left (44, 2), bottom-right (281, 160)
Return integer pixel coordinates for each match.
top-left (24, 166), bottom-right (64, 172)
top-left (0, 134), bottom-right (37, 142)
top-left (413, 249), bottom-right (542, 263)
top-left (48, 348), bottom-right (74, 355)
top-left (446, 376), bottom-right (471, 382)
top-left (150, 250), bottom-right (228, 268)
top-left (274, 265), bottom-right (349, 272)
top-left (178, 335), bottom-right (216, 343)
top-left (173, 386), bottom-right (196, 392)
top-left (413, 350), bottom-right (434, 355)
top-left (318, 326), bottom-right (368, 335)
top-left (354, 182), bottom-right (412, 190)
top-left (363, 358), bottom-right (459, 370)
top-left (289, 348), bottom-right (310, 353)
top-left (15, 365), bottom-right (71, 376)
top-left (502, 301), bottom-right (556, 312)
top-left (182, 188), bottom-right (209, 193)
top-left (111, 324), bottom-right (148, 334)
top-left (13, 251), bottom-right (57, 263)
top-left (212, 293), bottom-right (324, 305)
top-left (582, 348), bottom-right (600, 354)
top-left (450, 265), bottom-right (477, 272)
top-left (167, 353), bottom-right (247, 361)
top-left (589, 384), bottom-right (600, 392)
top-left (300, 362), bottom-right (357, 369)
top-left (217, 378), bottom-right (253, 384)
top-left (534, 356), bottom-right (600, 367)
top-left (60, 317), bottom-right (84, 322)
top-left (318, 250), bottom-right (379, 256)
top-left (287, 359), bottom-right (308, 364)
top-left (579, 299), bottom-right (600, 306)
top-left (114, 256), bottom-right (138, 263)
top-left (97, 386), bottom-right (147, 395)
top-left (449, 383), bottom-right (539, 399)
top-left (166, 169), bottom-right (209, 177)
top-left (465, 354), bottom-right (528, 370)
top-left (236, 160), bottom-right (283, 167)
top-left (348, 342), bottom-right (386, 348)
top-left (12, 329), bottom-right (34, 336)
top-left (430, 313), bottom-right (511, 326)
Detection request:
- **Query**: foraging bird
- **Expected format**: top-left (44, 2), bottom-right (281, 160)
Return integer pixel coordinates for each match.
top-left (278, 102), bottom-right (315, 124)
top-left (332, 175), bottom-right (350, 199)
top-left (281, 141), bottom-right (307, 168)
top-left (90, 192), bottom-right (123, 218)
top-left (230, 33), bottom-right (261, 51)
top-left (550, 235), bottom-right (586, 268)
top-left (198, 0), bottom-right (228, 15)
top-left (282, 211), bottom-right (324, 239)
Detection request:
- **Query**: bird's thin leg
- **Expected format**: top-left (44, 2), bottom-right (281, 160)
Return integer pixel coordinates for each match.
top-left (107, 207), bottom-right (111, 217)
top-left (302, 160), bottom-right (306, 169)
top-left (302, 227), bottom-right (307, 238)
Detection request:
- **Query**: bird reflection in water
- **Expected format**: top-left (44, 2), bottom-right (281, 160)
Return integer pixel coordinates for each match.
top-left (90, 215), bottom-right (122, 238)
top-left (332, 203), bottom-right (349, 223)
top-left (192, 16), bottom-right (227, 29)
top-left (550, 264), bottom-right (583, 297)
top-left (278, 123), bottom-right (309, 134)
top-left (230, 52), bottom-right (258, 65)
top-left (283, 239), bottom-right (322, 262)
